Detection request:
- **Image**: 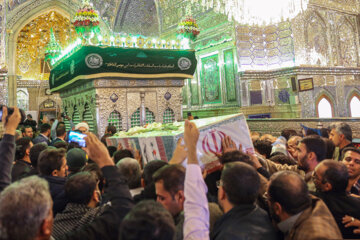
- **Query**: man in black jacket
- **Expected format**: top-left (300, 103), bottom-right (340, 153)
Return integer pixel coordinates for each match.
top-left (38, 148), bottom-right (69, 216)
top-left (11, 137), bottom-right (33, 181)
top-left (312, 160), bottom-right (360, 239)
top-left (33, 123), bottom-right (51, 145)
top-left (211, 162), bottom-right (278, 240)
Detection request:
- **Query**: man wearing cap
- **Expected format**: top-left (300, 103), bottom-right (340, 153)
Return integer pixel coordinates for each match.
top-left (75, 122), bottom-right (90, 133)
top-left (67, 148), bottom-right (88, 178)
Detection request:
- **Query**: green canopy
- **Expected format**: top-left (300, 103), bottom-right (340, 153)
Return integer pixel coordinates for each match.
top-left (49, 45), bottom-right (197, 91)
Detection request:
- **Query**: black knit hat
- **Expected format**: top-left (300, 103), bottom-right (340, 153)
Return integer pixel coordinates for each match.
top-left (66, 148), bottom-right (87, 172)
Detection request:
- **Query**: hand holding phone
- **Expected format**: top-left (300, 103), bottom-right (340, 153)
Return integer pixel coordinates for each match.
top-left (68, 131), bottom-right (87, 147)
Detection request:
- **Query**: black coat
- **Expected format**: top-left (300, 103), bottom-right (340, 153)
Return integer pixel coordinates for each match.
top-left (211, 204), bottom-right (279, 240)
top-left (0, 134), bottom-right (15, 192)
top-left (58, 166), bottom-right (134, 240)
top-left (43, 175), bottom-right (68, 216)
top-left (313, 191), bottom-right (360, 239)
top-left (11, 159), bottom-right (32, 182)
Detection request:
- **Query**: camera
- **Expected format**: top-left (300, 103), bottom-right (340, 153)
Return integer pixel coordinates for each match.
top-left (0, 105), bottom-right (26, 123)
top-left (68, 131), bottom-right (87, 147)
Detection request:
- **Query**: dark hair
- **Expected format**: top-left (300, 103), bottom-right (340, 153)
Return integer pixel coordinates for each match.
top-left (300, 136), bottom-right (326, 162)
top-left (113, 149), bottom-right (134, 164)
top-left (50, 118), bottom-right (55, 122)
top-left (305, 129), bottom-right (319, 136)
top-left (15, 137), bottom-right (32, 160)
top-left (101, 133), bottom-right (112, 147)
top-left (107, 125), bottom-right (117, 135)
top-left (53, 141), bottom-right (68, 150)
top-left (29, 143), bottom-right (47, 167)
top-left (56, 127), bottom-right (66, 138)
top-left (40, 123), bottom-right (51, 133)
top-left (321, 160), bottom-right (348, 193)
top-left (270, 153), bottom-right (297, 165)
top-left (143, 160), bottom-right (168, 186)
top-left (153, 165), bottom-right (185, 196)
top-left (281, 129), bottom-right (298, 141)
top-left (119, 200), bottom-right (175, 240)
top-left (320, 128), bottom-right (329, 138)
top-left (67, 141), bottom-right (81, 151)
top-left (221, 162), bottom-right (260, 205)
top-left (341, 147), bottom-right (360, 160)
top-left (253, 140), bottom-right (272, 159)
top-left (268, 171), bottom-right (311, 215)
top-left (322, 137), bottom-right (335, 159)
top-left (38, 148), bottom-right (66, 176)
top-left (21, 125), bottom-right (32, 133)
top-left (107, 146), bottom-right (117, 157)
top-left (56, 121), bottom-right (65, 129)
top-left (27, 114), bottom-right (32, 118)
top-left (82, 163), bottom-right (104, 192)
top-left (219, 150), bottom-right (253, 166)
top-left (65, 172), bottom-right (97, 205)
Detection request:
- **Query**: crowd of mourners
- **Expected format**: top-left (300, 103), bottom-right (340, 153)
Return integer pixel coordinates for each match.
top-left (1, 106), bottom-right (360, 240)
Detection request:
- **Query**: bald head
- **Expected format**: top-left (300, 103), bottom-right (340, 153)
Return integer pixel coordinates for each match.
top-left (268, 171), bottom-right (311, 215)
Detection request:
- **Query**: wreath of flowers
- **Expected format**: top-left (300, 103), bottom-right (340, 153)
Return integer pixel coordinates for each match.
top-left (177, 16), bottom-right (200, 40)
top-left (72, 0), bottom-right (100, 28)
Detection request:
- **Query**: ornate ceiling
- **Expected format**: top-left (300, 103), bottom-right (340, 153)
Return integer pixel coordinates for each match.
top-left (16, 11), bottom-right (76, 80)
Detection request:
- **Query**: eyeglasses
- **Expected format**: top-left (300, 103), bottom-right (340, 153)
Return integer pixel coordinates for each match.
top-left (216, 180), bottom-right (223, 188)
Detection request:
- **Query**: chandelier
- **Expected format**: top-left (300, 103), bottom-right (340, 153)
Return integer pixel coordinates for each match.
top-left (190, 0), bottom-right (309, 25)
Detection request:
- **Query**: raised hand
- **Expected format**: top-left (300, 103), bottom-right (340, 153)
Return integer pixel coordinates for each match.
top-left (84, 133), bottom-right (114, 168)
top-left (3, 107), bottom-right (21, 136)
top-left (184, 120), bottom-right (199, 150)
top-left (184, 120), bottom-right (199, 165)
top-left (169, 138), bottom-right (187, 164)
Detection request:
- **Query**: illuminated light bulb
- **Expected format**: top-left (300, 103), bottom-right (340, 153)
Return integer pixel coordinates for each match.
top-left (152, 38), bottom-right (156, 43)
top-left (110, 36), bottom-right (115, 41)
top-left (98, 35), bottom-right (103, 42)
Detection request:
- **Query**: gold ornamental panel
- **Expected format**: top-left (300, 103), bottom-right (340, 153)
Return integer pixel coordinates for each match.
top-left (267, 49), bottom-right (280, 57)
top-left (238, 42), bottom-right (252, 49)
top-left (266, 42), bottom-right (279, 49)
top-left (250, 27), bottom-right (263, 36)
top-left (278, 29), bottom-right (292, 39)
top-left (250, 81), bottom-right (261, 90)
top-left (265, 34), bottom-right (277, 42)
top-left (16, 11), bottom-right (76, 80)
top-left (264, 25), bottom-right (277, 35)
top-left (253, 42), bottom-right (265, 50)
top-left (236, 26), bottom-right (250, 35)
top-left (278, 21), bottom-right (291, 30)
top-left (238, 35), bottom-right (251, 42)
top-left (279, 37), bottom-right (292, 46)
